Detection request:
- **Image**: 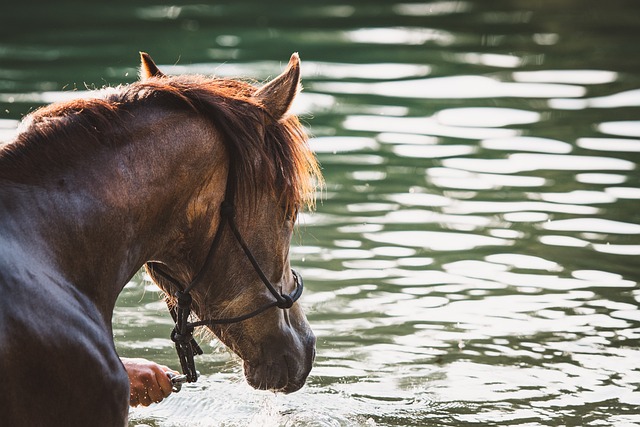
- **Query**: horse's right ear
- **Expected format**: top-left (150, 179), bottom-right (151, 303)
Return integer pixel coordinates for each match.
top-left (139, 52), bottom-right (165, 80)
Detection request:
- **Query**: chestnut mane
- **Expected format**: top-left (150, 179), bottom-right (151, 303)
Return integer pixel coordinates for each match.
top-left (0, 75), bottom-right (321, 214)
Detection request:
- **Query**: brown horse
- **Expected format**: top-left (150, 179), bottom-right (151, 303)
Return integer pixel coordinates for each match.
top-left (0, 52), bottom-right (320, 426)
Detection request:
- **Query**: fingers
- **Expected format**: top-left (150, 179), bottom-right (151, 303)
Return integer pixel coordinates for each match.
top-left (154, 365), bottom-right (175, 399)
top-left (145, 372), bottom-right (166, 404)
top-left (129, 373), bottom-right (161, 407)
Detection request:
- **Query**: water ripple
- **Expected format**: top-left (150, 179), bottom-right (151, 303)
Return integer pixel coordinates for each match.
top-left (365, 230), bottom-right (513, 251)
top-left (598, 121), bottom-right (640, 138)
top-left (542, 218), bottom-right (640, 234)
top-left (314, 75), bottom-right (586, 99)
top-left (443, 153), bottom-right (635, 173)
top-left (480, 136), bottom-right (572, 153)
top-left (434, 107), bottom-right (540, 127)
top-left (344, 114), bottom-right (519, 139)
top-left (577, 137), bottom-right (640, 152)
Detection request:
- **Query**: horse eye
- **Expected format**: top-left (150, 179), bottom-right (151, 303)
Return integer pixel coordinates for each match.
top-left (284, 206), bottom-right (299, 223)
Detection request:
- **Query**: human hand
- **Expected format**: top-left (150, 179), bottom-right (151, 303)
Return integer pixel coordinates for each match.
top-left (121, 357), bottom-right (179, 407)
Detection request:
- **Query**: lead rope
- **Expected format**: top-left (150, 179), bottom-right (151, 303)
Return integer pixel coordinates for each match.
top-left (175, 162), bottom-right (236, 381)
top-left (170, 291), bottom-right (202, 382)
top-left (166, 199), bottom-right (232, 383)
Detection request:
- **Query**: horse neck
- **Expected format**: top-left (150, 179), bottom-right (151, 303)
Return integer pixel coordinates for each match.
top-left (0, 110), bottom-right (227, 322)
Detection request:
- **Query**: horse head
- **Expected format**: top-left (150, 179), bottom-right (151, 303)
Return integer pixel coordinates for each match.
top-left (142, 53), bottom-right (319, 394)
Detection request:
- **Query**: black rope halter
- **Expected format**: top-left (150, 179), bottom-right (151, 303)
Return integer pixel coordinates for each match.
top-left (146, 172), bottom-right (304, 383)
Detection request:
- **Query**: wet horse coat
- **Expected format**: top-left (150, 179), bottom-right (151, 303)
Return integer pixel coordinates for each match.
top-left (0, 53), bottom-right (319, 426)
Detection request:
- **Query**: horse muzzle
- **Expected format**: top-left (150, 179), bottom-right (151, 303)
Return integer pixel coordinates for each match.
top-left (243, 331), bottom-right (316, 393)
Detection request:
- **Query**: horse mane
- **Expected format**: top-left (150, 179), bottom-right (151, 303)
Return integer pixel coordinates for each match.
top-left (1, 75), bottom-right (321, 214)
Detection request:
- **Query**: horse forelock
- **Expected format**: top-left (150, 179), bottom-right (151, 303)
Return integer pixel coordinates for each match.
top-left (2, 74), bottom-right (321, 214)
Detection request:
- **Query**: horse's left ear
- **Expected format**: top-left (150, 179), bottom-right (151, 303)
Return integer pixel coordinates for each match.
top-left (139, 52), bottom-right (165, 80)
top-left (254, 53), bottom-right (301, 120)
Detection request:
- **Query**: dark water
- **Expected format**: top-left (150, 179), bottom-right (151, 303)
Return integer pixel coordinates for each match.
top-left (1, 1), bottom-right (640, 426)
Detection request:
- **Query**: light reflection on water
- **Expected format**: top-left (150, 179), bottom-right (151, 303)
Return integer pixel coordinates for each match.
top-left (2, 0), bottom-right (640, 426)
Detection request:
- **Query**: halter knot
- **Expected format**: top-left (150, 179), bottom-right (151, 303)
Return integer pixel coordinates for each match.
top-left (277, 294), bottom-right (294, 309)
top-left (176, 290), bottom-right (192, 308)
top-left (170, 327), bottom-right (193, 345)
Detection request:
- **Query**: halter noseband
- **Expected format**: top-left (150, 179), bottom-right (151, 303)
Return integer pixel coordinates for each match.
top-left (147, 196), bottom-right (304, 383)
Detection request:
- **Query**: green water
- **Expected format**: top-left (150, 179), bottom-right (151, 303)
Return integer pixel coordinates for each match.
top-left (1, 1), bottom-right (640, 426)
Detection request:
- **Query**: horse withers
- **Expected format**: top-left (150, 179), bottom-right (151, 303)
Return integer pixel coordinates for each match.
top-left (0, 52), bottom-right (320, 426)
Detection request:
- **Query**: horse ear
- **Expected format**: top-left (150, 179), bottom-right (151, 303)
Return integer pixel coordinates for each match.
top-left (254, 53), bottom-right (301, 120)
top-left (139, 52), bottom-right (165, 80)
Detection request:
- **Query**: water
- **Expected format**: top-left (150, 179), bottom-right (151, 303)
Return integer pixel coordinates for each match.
top-left (2, 1), bottom-right (640, 425)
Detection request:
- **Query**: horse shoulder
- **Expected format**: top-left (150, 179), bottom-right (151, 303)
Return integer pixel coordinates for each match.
top-left (0, 269), bottom-right (129, 426)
